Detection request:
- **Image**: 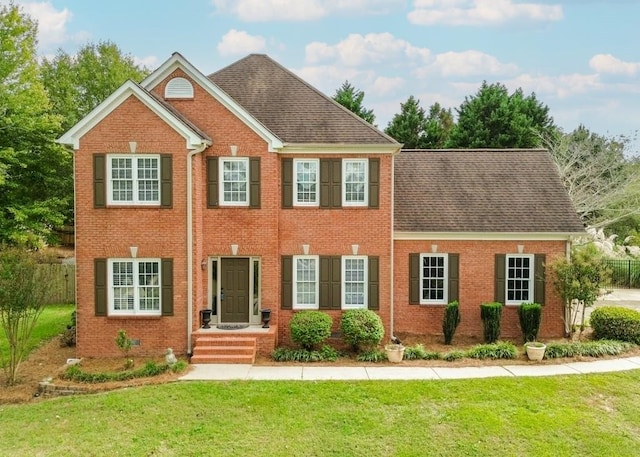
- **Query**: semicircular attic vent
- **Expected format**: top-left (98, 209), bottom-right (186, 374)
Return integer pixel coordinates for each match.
top-left (165, 77), bottom-right (194, 99)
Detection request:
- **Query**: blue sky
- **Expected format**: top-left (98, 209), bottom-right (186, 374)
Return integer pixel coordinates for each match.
top-left (8, 0), bottom-right (640, 151)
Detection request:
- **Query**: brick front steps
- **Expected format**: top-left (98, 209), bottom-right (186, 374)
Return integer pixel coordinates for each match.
top-left (191, 335), bottom-right (257, 364)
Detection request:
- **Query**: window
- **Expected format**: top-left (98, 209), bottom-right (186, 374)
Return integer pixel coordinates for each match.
top-left (294, 159), bottom-right (319, 206)
top-left (343, 159), bottom-right (368, 206)
top-left (108, 259), bottom-right (161, 315)
top-left (342, 256), bottom-right (367, 309)
top-left (506, 254), bottom-right (533, 305)
top-left (420, 254), bottom-right (448, 304)
top-left (220, 157), bottom-right (249, 206)
top-left (107, 155), bottom-right (160, 205)
top-left (293, 256), bottom-right (319, 309)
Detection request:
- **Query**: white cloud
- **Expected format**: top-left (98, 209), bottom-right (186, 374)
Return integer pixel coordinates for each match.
top-left (371, 76), bottom-right (405, 96)
top-left (589, 54), bottom-right (640, 76)
top-left (211, 0), bottom-right (406, 22)
top-left (217, 29), bottom-right (267, 56)
top-left (3, 0), bottom-right (74, 49)
top-left (134, 55), bottom-right (159, 70)
top-left (431, 50), bottom-right (519, 76)
top-left (408, 0), bottom-right (563, 26)
top-left (506, 72), bottom-right (601, 99)
top-left (294, 65), bottom-right (367, 94)
top-left (306, 33), bottom-right (430, 67)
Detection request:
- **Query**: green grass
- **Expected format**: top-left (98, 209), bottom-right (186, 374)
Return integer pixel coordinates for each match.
top-left (0, 304), bottom-right (74, 367)
top-left (1, 371), bottom-right (640, 456)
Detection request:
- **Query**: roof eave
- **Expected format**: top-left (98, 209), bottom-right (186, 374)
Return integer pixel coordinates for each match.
top-left (281, 143), bottom-right (402, 154)
top-left (393, 231), bottom-right (586, 241)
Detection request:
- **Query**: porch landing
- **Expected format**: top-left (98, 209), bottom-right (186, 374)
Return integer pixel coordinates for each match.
top-left (191, 325), bottom-right (277, 364)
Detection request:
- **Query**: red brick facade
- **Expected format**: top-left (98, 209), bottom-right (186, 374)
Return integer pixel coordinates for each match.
top-left (67, 56), bottom-right (575, 359)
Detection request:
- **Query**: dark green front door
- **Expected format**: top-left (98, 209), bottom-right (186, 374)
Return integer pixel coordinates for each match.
top-left (221, 258), bottom-right (250, 323)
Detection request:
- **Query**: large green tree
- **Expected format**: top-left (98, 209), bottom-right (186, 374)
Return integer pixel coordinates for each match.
top-left (41, 40), bottom-right (149, 132)
top-left (0, 4), bottom-right (70, 247)
top-left (447, 81), bottom-right (556, 148)
top-left (384, 96), bottom-right (428, 149)
top-left (332, 80), bottom-right (376, 125)
top-left (424, 102), bottom-right (454, 149)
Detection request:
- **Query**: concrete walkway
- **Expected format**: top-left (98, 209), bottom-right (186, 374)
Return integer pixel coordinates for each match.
top-left (180, 356), bottom-right (640, 381)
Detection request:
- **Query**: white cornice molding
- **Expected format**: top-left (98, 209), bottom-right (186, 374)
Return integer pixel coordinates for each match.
top-left (57, 81), bottom-right (211, 150)
top-left (280, 143), bottom-right (401, 155)
top-left (141, 53), bottom-right (284, 152)
top-left (393, 231), bottom-right (585, 241)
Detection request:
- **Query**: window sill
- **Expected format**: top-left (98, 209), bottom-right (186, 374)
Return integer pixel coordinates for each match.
top-left (106, 315), bottom-right (163, 319)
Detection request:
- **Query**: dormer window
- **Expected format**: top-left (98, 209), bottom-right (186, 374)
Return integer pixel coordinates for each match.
top-left (165, 77), bottom-right (194, 99)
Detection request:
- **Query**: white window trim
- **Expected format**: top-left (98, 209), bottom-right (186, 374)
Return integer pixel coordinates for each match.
top-left (293, 158), bottom-right (319, 207)
top-left (341, 255), bottom-right (368, 309)
top-left (293, 255), bottom-right (319, 310)
top-left (107, 154), bottom-right (161, 206)
top-left (505, 254), bottom-right (534, 306)
top-left (219, 157), bottom-right (250, 207)
top-left (420, 253), bottom-right (448, 305)
top-left (342, 159), bottom-right (368, 207)
top-left (108, 258), bottom-right (162, 316)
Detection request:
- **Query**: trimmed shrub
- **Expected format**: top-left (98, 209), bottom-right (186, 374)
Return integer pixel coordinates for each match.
top-left (340, 309), bottom-right (384, 352)
top-left (442, 300), bottom-right (461, 345)
top-left (480, 302), bottom-right (502, 343)
top-left (290, 310), bottom-right (333, 350)
top-left (518, 302), bottom-right (542, 343)
top-left (590, 306), bottom-right (640, 344)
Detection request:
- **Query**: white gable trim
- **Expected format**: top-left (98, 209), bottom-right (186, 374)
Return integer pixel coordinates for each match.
top-left (57, 81), bottom-right (211, 150)
top-left (142, 53), bottom-right (284, 152)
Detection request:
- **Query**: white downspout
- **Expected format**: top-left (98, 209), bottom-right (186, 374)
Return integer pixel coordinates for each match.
top-left (187, 143), bottom-right (208, 355)
top-left (390, 153), bottom-right (396, 341)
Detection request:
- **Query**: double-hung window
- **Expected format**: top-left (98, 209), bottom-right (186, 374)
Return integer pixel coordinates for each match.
top-left (343, 159), bottom-right (368, 206)
top-left (293, 255), bottom-right (319, 309)
top-left (294, 159), bottom-right (319, 206)
top-left (505, 254), bottom-right (533, 305)
top-left (109, 259), bottom-right (161, 316)
top-left (108, 155), bottom-right (160, 205)
top-left (342, 256), bottom-right (367, 309)
top-left (220, 157), bottom-right (249, 206)
top-left (420, 254), bottom-right (448, 304)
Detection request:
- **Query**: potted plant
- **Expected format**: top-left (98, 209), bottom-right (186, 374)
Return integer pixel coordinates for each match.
top-left (384, 338), bottom-right (405, 363)
top-left (524, 341), bottom-right (546, 361)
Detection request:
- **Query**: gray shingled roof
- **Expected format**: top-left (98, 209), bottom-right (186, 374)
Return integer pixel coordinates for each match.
top-left (394, 149), bottom-right (585, 233)
top-left (209, 54), bottom-right (398, 145)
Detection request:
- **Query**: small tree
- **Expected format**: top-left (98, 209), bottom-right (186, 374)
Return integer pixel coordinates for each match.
top-left (550, 243), bottom-right (611, 337)
top-left (0, 247), bottom-right (54, 385)
top-left (115, 329), bottom-right (133, 369)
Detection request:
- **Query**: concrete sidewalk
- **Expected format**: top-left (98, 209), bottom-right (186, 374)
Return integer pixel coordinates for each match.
top-left (180, 356), bottom-right (640, 381)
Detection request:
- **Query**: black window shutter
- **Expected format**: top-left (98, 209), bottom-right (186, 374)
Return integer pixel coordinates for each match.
top-left (368, 256), bottom-right (379, 310)
top-left (160, 155), bottom-right (173, 208)
top-left (534, 254), bottom-right (546, 305)
top-left (368, 158), bottom-right (380, 208)
top-left (249, 157), bottom-right (260, 208)
top-left (93, 154), bottom-right (106, 208)
top-left (495, 254), bottom-right (506, 304)
top-left (319, 159), bottom-right (331, 208)
top-left (331, 160), bottom-right (342, 208)
top-left (94, 258), bottom-right (107, 316)
top-left (319, 256), bottom-right (331, 310)
top-left (282, 158), bottom-right (293, 208)
top-left (161, 258), bottom-right (174, 316)
top-left (206, 157), bottom-right (218, 208)
top-left (330, 256), bottom-right (342, 309)
top-left (448, 254), bottom-right (459, 303)
top-left (281, 256), bottom-right (293, 309)
top-left (409, 253), bottom-right (420, 305)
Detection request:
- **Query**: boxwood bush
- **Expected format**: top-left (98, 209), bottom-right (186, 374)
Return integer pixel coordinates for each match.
top-left (518, 302), bottom-right (542, 343)
top-left (290, 310), bottom-right (333, 350)
top-left (590, 306), bottom-right (640, 344)
top-left (480, 302), bottom-right (503, 343)
top-left (442, 300), bottom-right (461, 345)
top-left (340, 309), bottom-right (384, 352)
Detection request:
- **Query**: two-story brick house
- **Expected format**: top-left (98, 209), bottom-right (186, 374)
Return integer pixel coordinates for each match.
top-left (59, 53), bottom-right (584, 362)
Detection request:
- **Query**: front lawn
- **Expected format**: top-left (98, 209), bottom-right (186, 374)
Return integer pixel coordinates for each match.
top-left (1, 370), bottom-right (639, 456)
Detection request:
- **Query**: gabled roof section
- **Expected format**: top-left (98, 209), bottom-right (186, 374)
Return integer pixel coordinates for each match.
top-left (141, 52), bottom-right (284, 152)
top-left (209, 54), bottom-right (400, 148)
top-left (394, 149), bottom-right (585, 234)
top-left (58, 80), bottom-right (211, 150)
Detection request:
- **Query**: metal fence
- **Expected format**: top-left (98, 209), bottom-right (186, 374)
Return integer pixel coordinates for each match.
top-left (603, 259), bottom-right (640, 289)
top-left (39, 263), bottom-right (76, 304)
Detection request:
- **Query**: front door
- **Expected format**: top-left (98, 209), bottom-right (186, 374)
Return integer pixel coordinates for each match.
top-left (220, 258), bottom-right (250, 323)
